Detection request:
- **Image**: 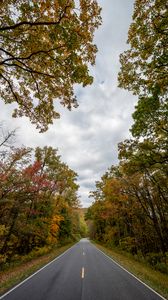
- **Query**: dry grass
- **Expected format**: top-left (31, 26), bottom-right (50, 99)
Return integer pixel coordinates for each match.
top-left (94, 242), bottom-right (168, 299)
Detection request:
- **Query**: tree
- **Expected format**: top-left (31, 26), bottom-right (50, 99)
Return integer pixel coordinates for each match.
top-left (117, 0), bottom-right (168, 254)
top-left (0, 147), bottom-right (32, 257)
top-left (118, 0), bottom-right (168, 137)
top-left (0, 141), bottom-right (81, 264)
top-left (35, 146), bottom-right (79, 207)
top-left (0, 0), bottom-right (102, 131)
top-left (88, 158), bottom-right (168, 256)
top-left (118, 138), bottom-right (168, 254)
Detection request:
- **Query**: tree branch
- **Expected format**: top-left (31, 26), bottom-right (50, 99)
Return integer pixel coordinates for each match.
top-left (0, 6), bottom-right (71, 31)
top-left (1, 73), bottom-right (19, 102)
top-left (1, 73), bottom-right (32, 113)
top-left (3, 62), bottom-right (55, 78)
top-left (0, 45), bottom-right (65, 65)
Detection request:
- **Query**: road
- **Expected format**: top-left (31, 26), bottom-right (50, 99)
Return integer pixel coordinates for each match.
top-left (0, 239), bottom-right (165, 300)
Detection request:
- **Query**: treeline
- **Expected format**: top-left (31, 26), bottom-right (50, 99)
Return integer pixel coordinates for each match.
top-left (0, 127), bottom-right (84, 266)
top-left (86, 0), bottom-right (168, 272)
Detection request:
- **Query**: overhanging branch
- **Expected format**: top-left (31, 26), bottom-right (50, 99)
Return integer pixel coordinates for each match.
top-left (0, 5), bottom-right (71, 31)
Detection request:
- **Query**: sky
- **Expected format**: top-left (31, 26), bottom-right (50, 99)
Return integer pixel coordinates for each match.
top-left (1, 0), bottom-right (138, 207)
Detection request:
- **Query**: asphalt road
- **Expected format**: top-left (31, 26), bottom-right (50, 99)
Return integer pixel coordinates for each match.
top-left (0, 239), bottom-right (165, 300)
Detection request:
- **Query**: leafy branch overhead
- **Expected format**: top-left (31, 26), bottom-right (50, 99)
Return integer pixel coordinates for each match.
top-left (118, 0), bottom-right (168, 138)
top-left (0, 0), bottom-right (102, 131)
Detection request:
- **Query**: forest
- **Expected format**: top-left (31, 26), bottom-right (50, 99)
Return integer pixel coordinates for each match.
top-left (0, 0), bottom-right (167, 278)
top-left (86, 0), bottom-right (168, 273)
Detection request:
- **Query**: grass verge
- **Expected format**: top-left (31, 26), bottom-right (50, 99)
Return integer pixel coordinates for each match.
top-left (0, 243), bottom-right (75, 296)
top-left (93, 242), bottom-right (168, 300)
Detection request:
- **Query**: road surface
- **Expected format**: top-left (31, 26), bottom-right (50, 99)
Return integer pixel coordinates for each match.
top-left (0, 239), bottom-right (165, 300)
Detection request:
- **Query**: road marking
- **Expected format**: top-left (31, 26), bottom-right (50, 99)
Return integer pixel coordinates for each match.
top-left (81, 267), bottom-right (85, 279)
top-left (94, 246), bottom-right (166, 300)
top-left (0, 243), bottom-right (78, 300)
top-left (83, 251), bottom-right (85, 255)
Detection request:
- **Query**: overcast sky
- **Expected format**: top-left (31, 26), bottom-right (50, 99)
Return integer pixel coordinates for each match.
top-left (1, 0), bottom-right (138, 207)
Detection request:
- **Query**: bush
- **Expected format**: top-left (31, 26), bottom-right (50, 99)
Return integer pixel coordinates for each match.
top-left (21, 246), bottom-right (51, 262)
top-left (145, 252), bottom-right (168, 274)
top-left (71, 233), bottom-right (81, 241)
top-left (0, 254), bottom-right (7, 265)
top-left (155, 262), bottom-right (168, 274)
top-left (119, 237), bottom-right (137, 254)
top-left (146, 252), bottom-right (164, 266)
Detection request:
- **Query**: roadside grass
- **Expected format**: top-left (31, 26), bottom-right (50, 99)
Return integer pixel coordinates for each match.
top-left (0, 243), bottom-right (75, 296)
top-left (93, 242), bottom-right (168, 300)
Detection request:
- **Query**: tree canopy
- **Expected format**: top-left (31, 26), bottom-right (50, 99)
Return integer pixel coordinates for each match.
top-left (0, 0), bottom-right (101, 131)
top-left (118, 0), bottom-right (168, 138)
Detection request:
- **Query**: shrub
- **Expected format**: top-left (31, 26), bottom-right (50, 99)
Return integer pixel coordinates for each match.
top-left (155, 262), bottom-right (168, 274)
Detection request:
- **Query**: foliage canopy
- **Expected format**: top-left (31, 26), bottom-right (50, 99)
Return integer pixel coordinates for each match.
top-left (118, 0), bottom-right (168, 137)
top-left (0, 0), bottom-right (101, 131)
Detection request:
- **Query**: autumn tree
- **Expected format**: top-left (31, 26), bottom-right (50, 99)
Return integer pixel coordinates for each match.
top-left (0, 147), bottom-right (32, 257)
top-left (88, 159), bottom-right (168, 259)
top-left (118, 138), bottom-right (168, 254)
top-left (0, 0), bottom-right (101, 131)
top-left (0, 141), bottom-right (81, 264)
top-left (88, 167), bottom-right (137, 248)
top-left (35, 146), bottom-right (79, 207)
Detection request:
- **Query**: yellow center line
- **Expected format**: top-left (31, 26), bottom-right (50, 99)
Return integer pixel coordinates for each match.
top-left (81, 267), bottom-right (85, 279)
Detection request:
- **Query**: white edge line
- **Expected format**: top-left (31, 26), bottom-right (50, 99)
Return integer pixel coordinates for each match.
top-left (93, 245), bottom-right (166, 300)
top-left (0, 243), bottom-right (78, 299)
